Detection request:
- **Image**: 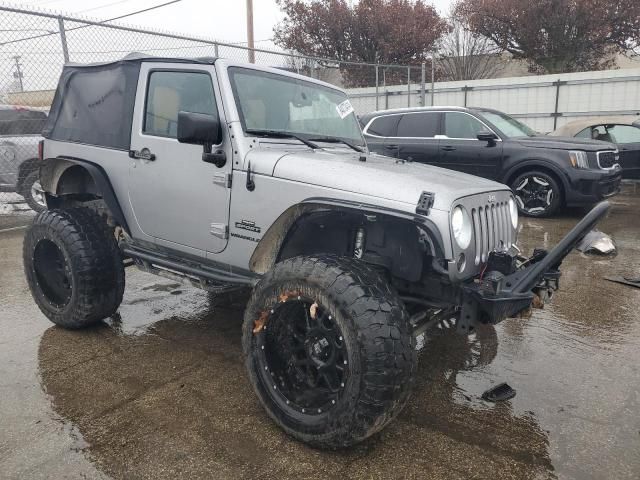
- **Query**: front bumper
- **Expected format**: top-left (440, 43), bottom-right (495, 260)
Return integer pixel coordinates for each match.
top-left (565, 168), bottom-right (622, 206)
top-left (458, 201), bottom-right (610, 331)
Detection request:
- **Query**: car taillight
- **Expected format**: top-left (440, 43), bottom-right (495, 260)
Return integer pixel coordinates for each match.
top-left (38, 140), bottom-right (44, 161)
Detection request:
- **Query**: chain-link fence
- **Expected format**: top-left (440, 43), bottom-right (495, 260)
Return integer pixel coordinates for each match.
top-left (0, 5), bottom-right (431, 217)
top-left (2, 5), bottom-right (638, 219)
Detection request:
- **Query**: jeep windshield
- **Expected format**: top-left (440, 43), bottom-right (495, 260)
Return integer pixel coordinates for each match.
top-left (228, 66), bottom-right (364, 148)
top-left (479, 110), bottom-right (537, 138)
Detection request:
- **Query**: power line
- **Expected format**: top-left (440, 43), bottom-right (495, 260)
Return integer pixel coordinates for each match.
top-left (0, 0), bottom-right (183, 47)
top-left (79, 0), bottom-right (132, 14)
top-left (31, 0), bottom-right (68, 5)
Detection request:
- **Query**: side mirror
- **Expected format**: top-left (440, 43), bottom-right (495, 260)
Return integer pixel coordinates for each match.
top-left (477, 130), bottom-right (498, 144)
top-left (177, 111), bottom-right (221, 145)
top-left (177, 111), bottom-right (226, 167)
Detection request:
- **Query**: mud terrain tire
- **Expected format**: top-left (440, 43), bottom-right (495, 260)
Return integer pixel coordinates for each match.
top-left (23, 208), bottom-right (125, 329)
top-left (242, 255), bottom-right (416, 448)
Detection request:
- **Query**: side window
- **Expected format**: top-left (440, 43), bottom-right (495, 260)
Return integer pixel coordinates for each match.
top-left (607, 125), bottom-right (640, 144)
top-left (366, 115), bottom-right (399, 137)
top-left (444, 112), bottom-right (486, 139)
top-left (144, 71), bottom-right (218, 138)
top-left (575, 127), bottom-right (594, 139)
top-left (581, 125), bottom-right (610, 141)
top-left (396, 112), bottom-right (439, 138)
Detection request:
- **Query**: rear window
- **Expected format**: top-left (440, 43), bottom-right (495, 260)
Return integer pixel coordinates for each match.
top-left (44, 60), bottom-right (139, 149)
top-left (366, 115), bottom-right (400, 137)
top-left (0, 109), bottom-right (47, 135)
top-left (396, 112), bottom-right (439, 138)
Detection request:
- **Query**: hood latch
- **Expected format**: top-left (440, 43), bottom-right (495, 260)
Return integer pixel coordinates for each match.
top-left (416, 191), bottom-right (435, 215)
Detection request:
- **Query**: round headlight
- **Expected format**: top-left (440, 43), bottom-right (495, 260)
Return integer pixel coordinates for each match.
top-left (452, 206), bottom-right (472, 249)
top-left (508, 197), bottom-right (519, 229)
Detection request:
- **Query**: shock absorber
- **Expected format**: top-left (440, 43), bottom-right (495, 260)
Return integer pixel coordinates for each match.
top-left (353, 226), bottom-right (366, 259)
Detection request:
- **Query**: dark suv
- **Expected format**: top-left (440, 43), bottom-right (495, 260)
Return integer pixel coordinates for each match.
top-left (361, 107), bottom-right (622, 216)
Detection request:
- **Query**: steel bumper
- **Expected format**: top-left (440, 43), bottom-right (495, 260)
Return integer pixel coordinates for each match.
top-left (458, 201), bottom-right (611, 332)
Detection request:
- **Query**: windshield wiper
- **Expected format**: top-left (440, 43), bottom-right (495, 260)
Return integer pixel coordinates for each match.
top-left (307, 136), bottom-right (364, 152)
top-left (245, 129), bottom-right (319, 149)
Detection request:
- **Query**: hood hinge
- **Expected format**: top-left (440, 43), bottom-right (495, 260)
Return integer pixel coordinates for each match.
top-left (213, 172), bottom-right (232, 188)
top-left (210, 223), bottom-right (228, 239)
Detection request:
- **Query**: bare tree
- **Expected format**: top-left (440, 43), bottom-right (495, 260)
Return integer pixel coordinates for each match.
top-left (437, 18), bottom-right (504, 81)
top-left (274, 0), bottom-right (449, 87)
top-left (456, 0), bottom-right (640, 74)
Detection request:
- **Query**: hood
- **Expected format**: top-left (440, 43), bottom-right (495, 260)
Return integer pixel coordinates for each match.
top-left (511, 135), bottom-right (615, 152)
top-left (269, 150), bottom-right (509, 211)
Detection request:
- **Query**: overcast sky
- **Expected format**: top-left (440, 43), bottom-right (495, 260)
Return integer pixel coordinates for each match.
top-left (16, 0), bottom-right (455, 49)
top-left (1, 0), bottom-right (455, 92)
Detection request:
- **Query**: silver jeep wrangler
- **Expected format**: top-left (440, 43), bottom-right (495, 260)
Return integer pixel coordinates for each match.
top-left (24, 54), bottom-right (608, 448)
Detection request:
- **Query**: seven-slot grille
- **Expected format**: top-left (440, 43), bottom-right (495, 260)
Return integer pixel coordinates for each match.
top-left (597, 151), bottom-right (617, 169)
top-left (470, 201), bottom-right (514, 266)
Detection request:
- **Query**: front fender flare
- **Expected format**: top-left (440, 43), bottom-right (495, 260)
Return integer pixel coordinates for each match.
top-left (249, 197), bottom-right (445, 275)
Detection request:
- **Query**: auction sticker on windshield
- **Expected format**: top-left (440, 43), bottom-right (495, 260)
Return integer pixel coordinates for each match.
top-left (336, 99), bottom-right (354, 119)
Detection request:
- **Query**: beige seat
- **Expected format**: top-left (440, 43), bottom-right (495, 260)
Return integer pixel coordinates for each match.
top-left (150, 86), bottom-right (179, 136)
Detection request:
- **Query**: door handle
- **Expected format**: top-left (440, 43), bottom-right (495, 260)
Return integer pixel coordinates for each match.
top-left (441, 145), bottom-right (456, 152)
top-left (129, 148), bottom-right (156, 161)
top-left (384, 144), bottom-right (399, 150)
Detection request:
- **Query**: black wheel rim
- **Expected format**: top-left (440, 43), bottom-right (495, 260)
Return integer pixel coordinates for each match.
top-left (33, 239), bottom-right (72, 308)
top-left (256, 295), bottom-right (347, 415)
top-left (514, 175), bottom-right (554, 214)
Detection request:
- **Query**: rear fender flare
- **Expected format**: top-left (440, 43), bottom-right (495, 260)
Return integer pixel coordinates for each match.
top-left (41, 156), bottom-right (130, 234)
top-left (16, 158), bottom-right (40, 191)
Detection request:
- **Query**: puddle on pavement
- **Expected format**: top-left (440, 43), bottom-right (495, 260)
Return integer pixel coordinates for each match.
top-left (31, 196), bottom-right (640, 479)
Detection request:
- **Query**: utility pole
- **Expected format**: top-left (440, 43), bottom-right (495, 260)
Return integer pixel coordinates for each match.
top-left (246, 0), bottom-right (255, 63)
top-left (430, 55), bottom-right (435, 106)
top-left (420, 62), bottom-right (426, 106)
top-left (13, 55), bottom-right (24, 92)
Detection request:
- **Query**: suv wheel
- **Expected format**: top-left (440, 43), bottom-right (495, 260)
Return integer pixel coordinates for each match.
top-left (23, 208), bottom-right (125, 329)
top-left (20, 169), bottom-right (47, 213)
top-left (242, 255), bottom-right (416, 448)
top-left (511, 170), bottom-right (561, 217)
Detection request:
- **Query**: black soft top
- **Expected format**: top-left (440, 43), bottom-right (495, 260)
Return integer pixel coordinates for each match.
top-left (43, 53), bottom-right (216, 150)
top-left (64, 52), bottom-right (216, 68)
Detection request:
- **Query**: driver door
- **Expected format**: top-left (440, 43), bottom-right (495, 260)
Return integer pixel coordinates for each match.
top-left (128, 64), bottom-right (232, 255)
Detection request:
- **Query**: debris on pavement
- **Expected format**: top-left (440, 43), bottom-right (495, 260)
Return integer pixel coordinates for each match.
top-left (576, 230), bottom-right (616, 255)
top-left (604, 275), bottom-right (640, 289)
top-left (482, 383), bottom-right (517, 402)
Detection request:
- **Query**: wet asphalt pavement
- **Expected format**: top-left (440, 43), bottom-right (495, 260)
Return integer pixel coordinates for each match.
top-left (1, 194), bottom-right (640, 480)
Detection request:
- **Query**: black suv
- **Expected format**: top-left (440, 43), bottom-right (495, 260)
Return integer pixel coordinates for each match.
top-left (361, 107), bottom-right (622, 216)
